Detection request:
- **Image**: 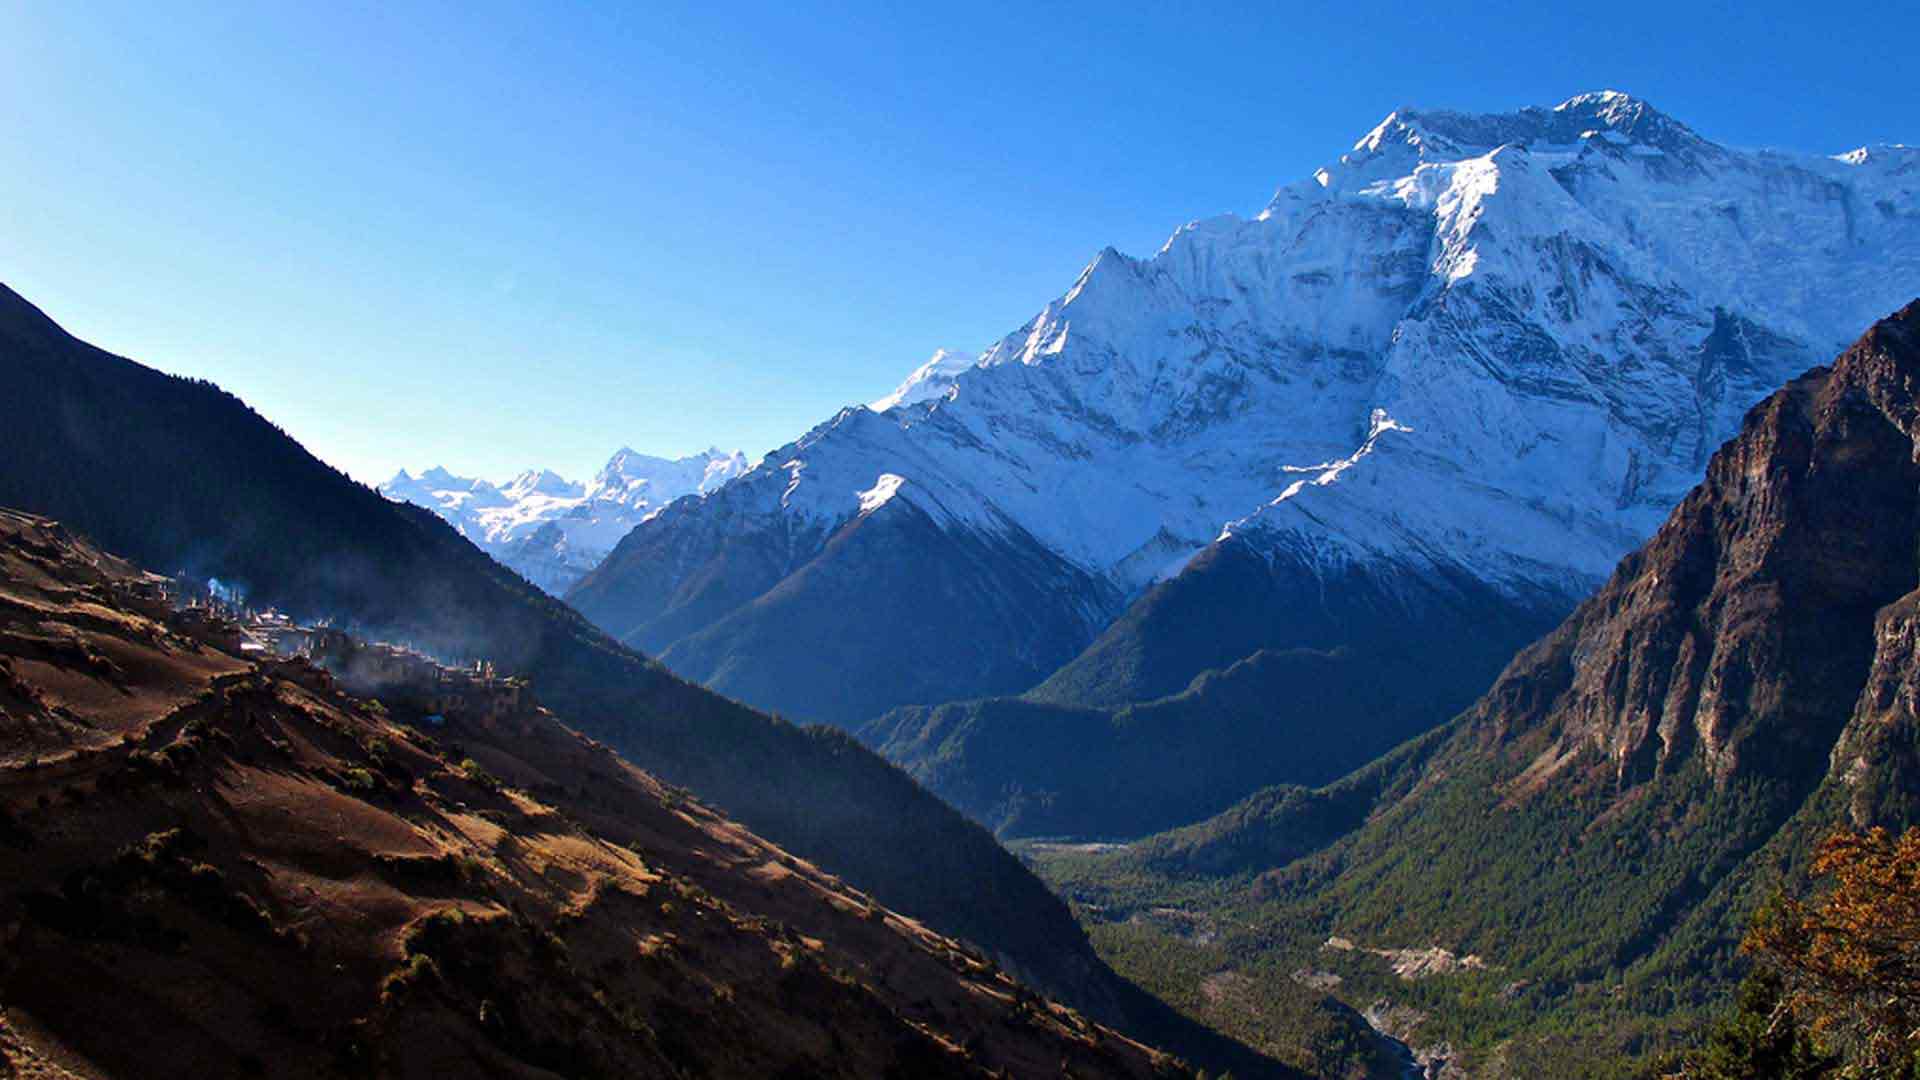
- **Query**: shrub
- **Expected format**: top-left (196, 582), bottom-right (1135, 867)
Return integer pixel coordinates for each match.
top-left (455, 758), bottom-right (501, 793)
top-left (379, 952), bottom-right (442, 1004)
top-left (405, 908), bottom-right (471, 960)
top-left (371, 851), bottom-right (476, 889)
top-left (1741, 827), bottom-right (1920, 1076)
top-left (1669, 970), bottom-right (1835, 1080)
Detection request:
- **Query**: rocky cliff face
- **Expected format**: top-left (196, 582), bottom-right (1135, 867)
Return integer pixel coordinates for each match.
top-left (1474, 303), bottom-right (1920, 798)
top-left (1049, 303), bottom-right (1920, 1073)
top-left (570, 91), bottom-right (1920, 728)
top-left (1268, 301), bottom-right (1920, 861)
top-left (1832, 590), bottom-right (1920, 827)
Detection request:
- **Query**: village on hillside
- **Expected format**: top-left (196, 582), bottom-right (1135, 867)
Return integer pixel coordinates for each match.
top-left (138, 574), bottom-right (535, 731)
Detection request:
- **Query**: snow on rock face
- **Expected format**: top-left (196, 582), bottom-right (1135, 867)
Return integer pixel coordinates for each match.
top-left (382, 447), bottom-right (750, 594)
top-left (585, 92), bottom-right (1920, 689)
top-left (503, 468), bottom-right (582, 502)
top-left (745, 94), bottom-right (1917, 594)
top-left (857, 473), bottom-right (906, 514)
top-left (870, 349), bottom-right (979, 412)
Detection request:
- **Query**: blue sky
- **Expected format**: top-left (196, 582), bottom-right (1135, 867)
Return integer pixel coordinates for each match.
top-left (3, 1), bottom-right (1914, 485)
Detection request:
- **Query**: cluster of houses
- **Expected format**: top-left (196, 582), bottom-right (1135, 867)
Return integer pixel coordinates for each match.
top-left (304, 627), bottom-right (533, 730)
top-left (153, 584), bottom-right (314, 658)
top-left (144, 575), bottom-right (535, 732)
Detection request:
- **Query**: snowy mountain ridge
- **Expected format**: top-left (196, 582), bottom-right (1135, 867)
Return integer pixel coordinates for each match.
top-left (869, 348), bottom-right (980, 412)
top-left (383, 446), bottom-right (749, 593)
top-left (569, 90), bottom-right (1920, 725)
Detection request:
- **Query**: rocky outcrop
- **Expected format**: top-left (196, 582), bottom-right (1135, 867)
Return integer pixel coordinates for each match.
top-left (1057, 302), bottom-right (1920, 1074)
top-left (1472, 300), bottom-right (1920, 797)
top-left (1831, 589), bottom-right (1920, 826)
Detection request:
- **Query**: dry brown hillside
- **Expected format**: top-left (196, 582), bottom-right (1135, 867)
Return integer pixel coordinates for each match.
top-left (0, 508), bottom-right (1186, 1080)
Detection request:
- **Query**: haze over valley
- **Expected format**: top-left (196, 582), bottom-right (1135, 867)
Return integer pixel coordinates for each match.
top-left (6, 6), bottom-right (1920, 1077)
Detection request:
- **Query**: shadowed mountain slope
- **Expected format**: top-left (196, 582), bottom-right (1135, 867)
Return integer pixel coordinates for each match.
top-left (0, 283), bottom-right (1288, 1073)
top-left (1035, 300), bottom-right (1920, 1075)
top-left (0, 508), bottom-right (1187, 1079)
top-left (866, 555), bottom-right (1563, 839)
top-left (571, 93), bottom-right (1920, 737)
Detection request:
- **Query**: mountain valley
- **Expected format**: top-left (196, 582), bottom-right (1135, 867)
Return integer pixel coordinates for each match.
top-left (0, 281), bottom-right (1289, 1076)
top-left (0, 508), bottom-right (1191, 1079)
top-left (6, 53), bottom-right (1920, 1080)
top-left (1027, 302), bottom-right (1920, 1076)
top-left (565, 94), bottom-right (1920, 850)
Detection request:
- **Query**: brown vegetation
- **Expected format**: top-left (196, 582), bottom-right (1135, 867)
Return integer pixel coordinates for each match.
top-left (0, 508), bottom-right (1186, 1079)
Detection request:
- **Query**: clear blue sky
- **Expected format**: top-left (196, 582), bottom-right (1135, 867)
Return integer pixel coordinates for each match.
top-left (3, 2), bottom-right (1914, 485)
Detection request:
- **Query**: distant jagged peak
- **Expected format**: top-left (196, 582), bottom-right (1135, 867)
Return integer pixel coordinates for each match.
top-left (379, 465), bottom-right (509, 501)
top-left (1248, 89), bottom-right (1745, 217)
top-left (602, 444), bottom-right (744, 472)
top-left (1348, 107), bottom-right (1458, 159)
top-left (1550, 88), bottom-right (1713, 151)
top-left (392, 465), bottom-right (506, 499)
top-left (600, 445), bottom-right (674, 474)
top-left (1342, 89), bottom-right (1711, 170)
top-left (387, 447), bottom-right (747, 509)
top-left (868, 347), bottom-right (981, 412)
top-left (381, 444), bottom-right (748, 594)
top-left (592, 448), bottom-right (667, 495)
top-left (590, 445), bottom-right (750, 499)
top-left (1834, 143), bottom-right (1920, 167)
top-left (503, 467), bottom-right (581, 500)
top-left (698, 448), bottom-right (752, 489)
top-left (1552, 87), bottom-right (1659, 123)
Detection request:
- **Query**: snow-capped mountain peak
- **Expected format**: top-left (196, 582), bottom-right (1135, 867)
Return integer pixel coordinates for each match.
top-left (382, 446), bottom-right (750, 593)
top-left (502, 468), bottom-right (581, 501)
top-left (1357, 90), bottom-right (1695, 155)
top-left (1834, 143), bottom-right (1919, 168)
top-left (566, 90), bottom-right (1920, 727)
top-left (588, 446), bottom-right (752, 502)
top-left (869, 348), bottom-right (980, 412)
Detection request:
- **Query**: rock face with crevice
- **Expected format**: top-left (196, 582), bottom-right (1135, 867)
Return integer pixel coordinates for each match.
top-left (1058, 302), bottom-right (1920, 1073)
top-left (1479, 301), bottom-right (1920, 799)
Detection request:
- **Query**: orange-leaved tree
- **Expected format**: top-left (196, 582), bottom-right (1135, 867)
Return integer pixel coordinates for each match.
top-left (1743, 826), bottom-right (1920, 1078)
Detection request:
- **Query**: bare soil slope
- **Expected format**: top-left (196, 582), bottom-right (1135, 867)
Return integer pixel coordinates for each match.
top-left (0, 509), bottom-right (1186, 1080)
